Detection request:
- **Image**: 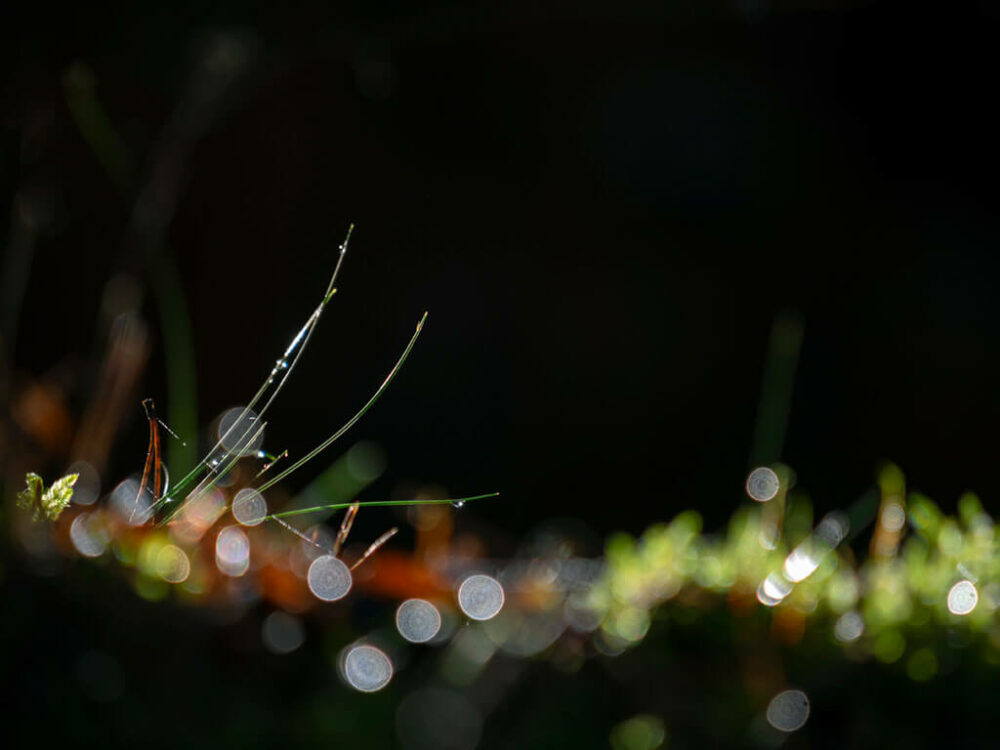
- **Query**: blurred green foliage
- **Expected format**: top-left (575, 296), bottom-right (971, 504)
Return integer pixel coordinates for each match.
top-left (592, 464), bottom-right (1000, 683)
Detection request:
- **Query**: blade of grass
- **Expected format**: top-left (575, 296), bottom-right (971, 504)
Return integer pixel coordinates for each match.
top-left (267, 492), bottom-right (500, 520)
top-left (255, 311), bottom-right (429, 494)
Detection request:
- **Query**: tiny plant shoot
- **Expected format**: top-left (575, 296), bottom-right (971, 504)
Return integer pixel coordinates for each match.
top-left (17, 472), bottom-right (78, 522)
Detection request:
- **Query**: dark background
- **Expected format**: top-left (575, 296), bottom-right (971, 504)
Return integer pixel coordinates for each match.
top-left (4, 1), bottom-right (1000, 746)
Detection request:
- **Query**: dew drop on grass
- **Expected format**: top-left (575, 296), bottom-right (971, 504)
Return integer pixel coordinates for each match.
top-left (307, 555), bottom-right (352, 601)
top-left (343, 645), bottom-right (393, 692)
top-left (457, 574), bottom-right (505, 621)
top-left (396, 599), bottom-right (442, 643)
top-left (232, 487), bottom-right (267, 526)
top-left (766, 689), bottom-right (810, 732)
top-left (746, 467), bottom-right (780, 502)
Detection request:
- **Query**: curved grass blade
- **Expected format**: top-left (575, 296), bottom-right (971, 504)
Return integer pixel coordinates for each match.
top-left (255, 311), bottom-right (429, 495)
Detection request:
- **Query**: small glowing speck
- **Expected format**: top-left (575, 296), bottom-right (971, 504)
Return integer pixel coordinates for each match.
top-left (262, 611), bottom-right (305, 654)
top-left (232, 487), bottom-right (267, 526)
top-left (457, 574), bottom-right (505, 621)
top-left (307, 555), bottom-right (352, 602)
top-left (834, 611), bottom-right (864, 642)
top-left (746, 467), bottom-right (780, 502)
top-left (881, 502), bottom-right (906, 533)
top-left (396, 598), bottom-right (442, 643)
top-left (215, 526), bottom-right (250, 577)
top-left (766, 689), bottom-right (810, 732)
top-left (947, 579), bottom-right (978, 615)
top-left (343, 645), bottom-right (393, 692)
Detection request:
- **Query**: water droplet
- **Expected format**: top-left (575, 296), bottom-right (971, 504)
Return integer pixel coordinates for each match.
top-left (452, 501), bottom-right (465, 509)
top-left (156, 544), bottom-right (191, 583)
top-left (215, 526), bottom-right (250, 577)
top-left (457, 574), bottom-right (504, 621)
top-left (947, 579), bottom-right (978, 615)
top-left (766, 689), bottom-right (810, 732)
top-left (70, 512), bottom-right (109, 558)
top-left (746, 467), bottom-right (780, 502)
top-left (342, 645), bottom-right (393, 692)
top-left (307, 555), bottom-right (352, 601)
top-left (275, 358), bottom-right (288, 371)
top-left (232, 487), bottom-right (267, 527)
top-left (783, 547), bottom-right (820, 583)
top-left (756, 573), bottom-right (792, 607)
top-left (396, 599), bottom-right (442, 643)
top-left (881, 502), bottom-right (906, 532)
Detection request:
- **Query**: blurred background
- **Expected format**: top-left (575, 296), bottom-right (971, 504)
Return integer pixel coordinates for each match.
top-left (3, 0), bottom-right (1000, 747)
